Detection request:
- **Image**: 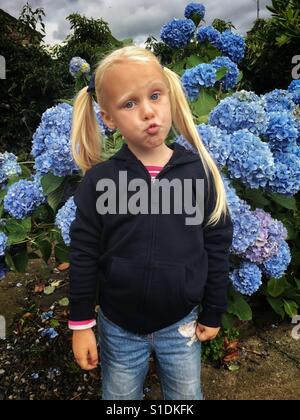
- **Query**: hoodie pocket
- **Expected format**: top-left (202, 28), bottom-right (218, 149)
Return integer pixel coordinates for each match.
top-left (103, 256), bottom-right (147, 316)
top-left (146, 260), bottom-right (191, 320)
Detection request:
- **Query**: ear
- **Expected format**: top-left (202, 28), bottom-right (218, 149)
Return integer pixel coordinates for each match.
top-left (100, 110), bottom-right (116, 130)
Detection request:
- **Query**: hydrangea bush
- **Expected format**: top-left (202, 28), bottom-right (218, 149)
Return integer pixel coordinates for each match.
top-left (0, 2), bottom-right (299, 325)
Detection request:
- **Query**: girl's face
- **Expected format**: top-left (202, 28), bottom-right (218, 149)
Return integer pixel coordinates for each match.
top-left (100, 61), bottom-right (173, 154)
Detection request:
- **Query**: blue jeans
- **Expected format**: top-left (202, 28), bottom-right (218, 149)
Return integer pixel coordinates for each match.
top-left (97, 306), bottom-right (203, 400)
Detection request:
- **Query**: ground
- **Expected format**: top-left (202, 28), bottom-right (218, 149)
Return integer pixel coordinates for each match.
top-left (0, 258), bottom-right (299, 400)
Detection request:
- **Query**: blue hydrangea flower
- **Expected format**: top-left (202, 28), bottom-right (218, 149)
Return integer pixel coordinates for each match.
top-left (160, 18), bottom-right (196, 49)
top-left (262, 89), bottom-right (294, 113)
top-left (230, 262), bottom-right (262, 296)
top-left (174, 124), bottom-right (231, 169)
top-left (41, 328), bottom-right (59, 339)
top-left (0, 232), bottom-right (8, 256)
top-left (184, 3), bottom-right (205, 20)
top-left (219, 29), bottom-right (246, 63)
top-left (41, 311), bottom-right (54, 320)
top-left (209, 91), bottom-right (268, 136)
top-left (0, 256), bottom-right (9, 279)
top-left (181, 64), bottom-right (216, 101)
top-left (266, 152), bottom-right (300, 196)
top-left (55, 197), bottom-right (77, 246)
top-left (260, 240), bottom-right (291, 279)
top-left (288, 80), bottom-right (300, 105)
top-left (211, 56), bottom-right (239, 90)
top-left (3, 179), bottom-right (46, 220)
top-left (265, 111), bottom-right (298, 153)
top-left (222, 177), bottom-right (261, 254)
top-left (69, 57), bottom-right (90, 78)
top-left (196, 26), bottom-right (222, 49)
top-left (243, 209), bottom-right (288, 264)
top-left (226, 129), bottom-right (275, 189)
top-left (32, 103), bottom-right (79, 177)
top-left (0, 152), bottom-right (22, 184)
top-left (93, 101), bottom-right (115, 137)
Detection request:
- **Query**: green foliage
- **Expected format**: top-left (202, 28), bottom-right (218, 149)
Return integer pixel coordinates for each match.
top-left (202, 328), bottom-right (239, 363)
top-left (241, 0), bottom-right (300, 92)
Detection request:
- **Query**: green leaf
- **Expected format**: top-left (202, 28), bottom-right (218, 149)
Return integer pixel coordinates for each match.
top-left (41, 173), bottom-right (65, 195)
top-left (5, 218), bottom-right (31, 244)
top-left (283, 299), bottom-right (298, 318)
top-left (221, 313), bottom-right (235, 330)
top-left (192, 89), bottom-right (217, 117)
top-left (237, 70), bottom-right (243, 83)
top-left (228, 297), bottom-right (252, 321)
top-left (50, 319), bottom-right (60, 328)
top-left (215, 66), bottom-right (228, 81)
top-left (243, 188), bottom-right (271, 207)
top-left (185, 55), bottom-right (204, 68)
top-left (20, 164), bottom-right (32, 178)
top-left (11, 251), bottom-right (28, 272)
top-left (270, 193), bottom-right (297, 210)
top-left (47, 182), bottom-right (66, 213)
top-left (44, 286), bottom-right (55, 295)
top-left (59, 297), bottom-right (69, 307)
top-left (267, 277), bottom-right (286, 298)
top-left (54, 242), bottom-right (70, 263)
top-left (267, 297), bottom-right (285, 319)
top-left (36, 239), bottom-right (52, 263)
top-left (295, 279), bottom-right (300, 290)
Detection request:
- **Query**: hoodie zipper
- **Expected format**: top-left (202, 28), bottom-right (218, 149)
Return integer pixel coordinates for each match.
top-left (135, 160), bottom-right (176, 317)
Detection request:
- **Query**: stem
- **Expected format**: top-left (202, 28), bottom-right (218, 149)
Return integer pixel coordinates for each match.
top-left (18, 161), bottom-right (35, 164)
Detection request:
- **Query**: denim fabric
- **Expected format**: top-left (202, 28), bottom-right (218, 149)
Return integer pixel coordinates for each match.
top-left (97, 306), bottom-right (203, 400)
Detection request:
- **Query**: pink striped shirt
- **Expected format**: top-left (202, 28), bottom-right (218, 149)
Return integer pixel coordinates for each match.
top-left (68, 165), bottom-right (163, 331)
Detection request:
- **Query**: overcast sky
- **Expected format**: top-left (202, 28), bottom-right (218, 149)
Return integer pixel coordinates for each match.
top-left (2, 0), bottom-right (272, 46)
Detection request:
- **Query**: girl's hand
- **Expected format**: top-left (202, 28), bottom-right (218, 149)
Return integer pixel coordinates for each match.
top-left (72, 328), bottom-right (99, 370)
top-left (196, 323), bottom-right (220, 342)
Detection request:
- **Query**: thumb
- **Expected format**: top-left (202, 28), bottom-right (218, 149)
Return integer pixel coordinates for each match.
top-left (196, 324), bottom-right (209, 342)
top-left (88, 347), bottom-right (99, 366)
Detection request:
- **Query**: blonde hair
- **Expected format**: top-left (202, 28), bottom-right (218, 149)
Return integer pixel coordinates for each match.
top-left (71, 45), bottom-right (230, 227)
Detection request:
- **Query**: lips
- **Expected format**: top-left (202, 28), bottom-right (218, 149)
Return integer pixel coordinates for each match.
top-left (146, 123), bottom-right (160, 134)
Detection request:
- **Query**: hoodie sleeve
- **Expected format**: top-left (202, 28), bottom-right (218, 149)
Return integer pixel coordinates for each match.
top-left (198, 170), bottom-right (233, 328)
top-left (68, 171), bottom-right (103, 322)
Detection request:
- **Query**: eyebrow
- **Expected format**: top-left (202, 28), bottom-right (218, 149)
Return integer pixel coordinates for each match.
top-left (117, 80), bottom-right (166, 105)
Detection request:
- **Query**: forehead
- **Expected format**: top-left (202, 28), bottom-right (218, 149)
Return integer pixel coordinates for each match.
top-left (102, 61), bottom-right (166, 100)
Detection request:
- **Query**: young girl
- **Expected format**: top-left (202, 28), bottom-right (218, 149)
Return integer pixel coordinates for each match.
top-left (68, 46), bottom-right (233, 400)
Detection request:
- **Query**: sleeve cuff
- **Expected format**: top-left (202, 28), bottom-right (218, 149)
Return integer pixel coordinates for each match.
top-left (68, 319), bottom-right (97, 330)
top-left (197, 309), bottom-right (223, 328)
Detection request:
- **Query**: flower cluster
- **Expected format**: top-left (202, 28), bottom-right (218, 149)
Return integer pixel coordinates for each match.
top-left (0, 152), bottom-right (22, 184)
top-left (211, 56), bottom-right (239, 90)
top-left (181, 64), bottom-right (216, 100)
top-left (55, 197), bottom-right (77, 245)
top-left (242, 209), bottom-right (288, 264)
top-left (184, 2), bottom-right (205, 20)
top-left (266, 152), bottom-right (300, 196)
top-left (226, 129), bottom-right (275, 189)
top-left (219, 29), bottom-right (245, 64)
top-left (230, 262), bottom-right (262, 296)
top-left (160, 18), bottom-right (196, 49)
top-left (0, 232), bottom-right (8, 256)
top-left (3, 179), bottom-right (46, 220)
top-left (261, 240), bottom-right (291, 279)
top-left (32, 103), bottom-right (79, 177)
top-left (262, 89), bottom-right (294, 113)
top-left (196, 26), bottom-right (222, 49)
top-left (69, 57), bottom-right (90, 78)
top-left (209, 91), bottom-right (268, 136)
top-left (288, 80), bottom-right (300, 105)
top-left (265, 111), bottom-right (298, 153)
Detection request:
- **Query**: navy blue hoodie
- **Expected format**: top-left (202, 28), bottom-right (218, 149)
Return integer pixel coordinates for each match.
top-left (69, 142), bottom-right (233, 334)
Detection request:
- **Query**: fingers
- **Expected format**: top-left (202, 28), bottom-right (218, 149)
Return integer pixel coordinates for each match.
top-left (196, 324), bottom-right (218, 342)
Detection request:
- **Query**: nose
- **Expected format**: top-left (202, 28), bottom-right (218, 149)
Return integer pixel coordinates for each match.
top-left (141, 100), bottom-right (155, 120)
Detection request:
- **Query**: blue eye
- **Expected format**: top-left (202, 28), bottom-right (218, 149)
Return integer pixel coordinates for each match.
top-left (151, 92), bottom-right (160, 100)
top-left (124, 101), bottom-right (134, 109)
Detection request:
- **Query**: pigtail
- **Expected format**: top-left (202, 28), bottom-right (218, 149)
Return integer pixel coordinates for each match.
top-left (162, 67), bottom-right (230, 228)
top-left (71, 87), bottom-right (102, 174)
